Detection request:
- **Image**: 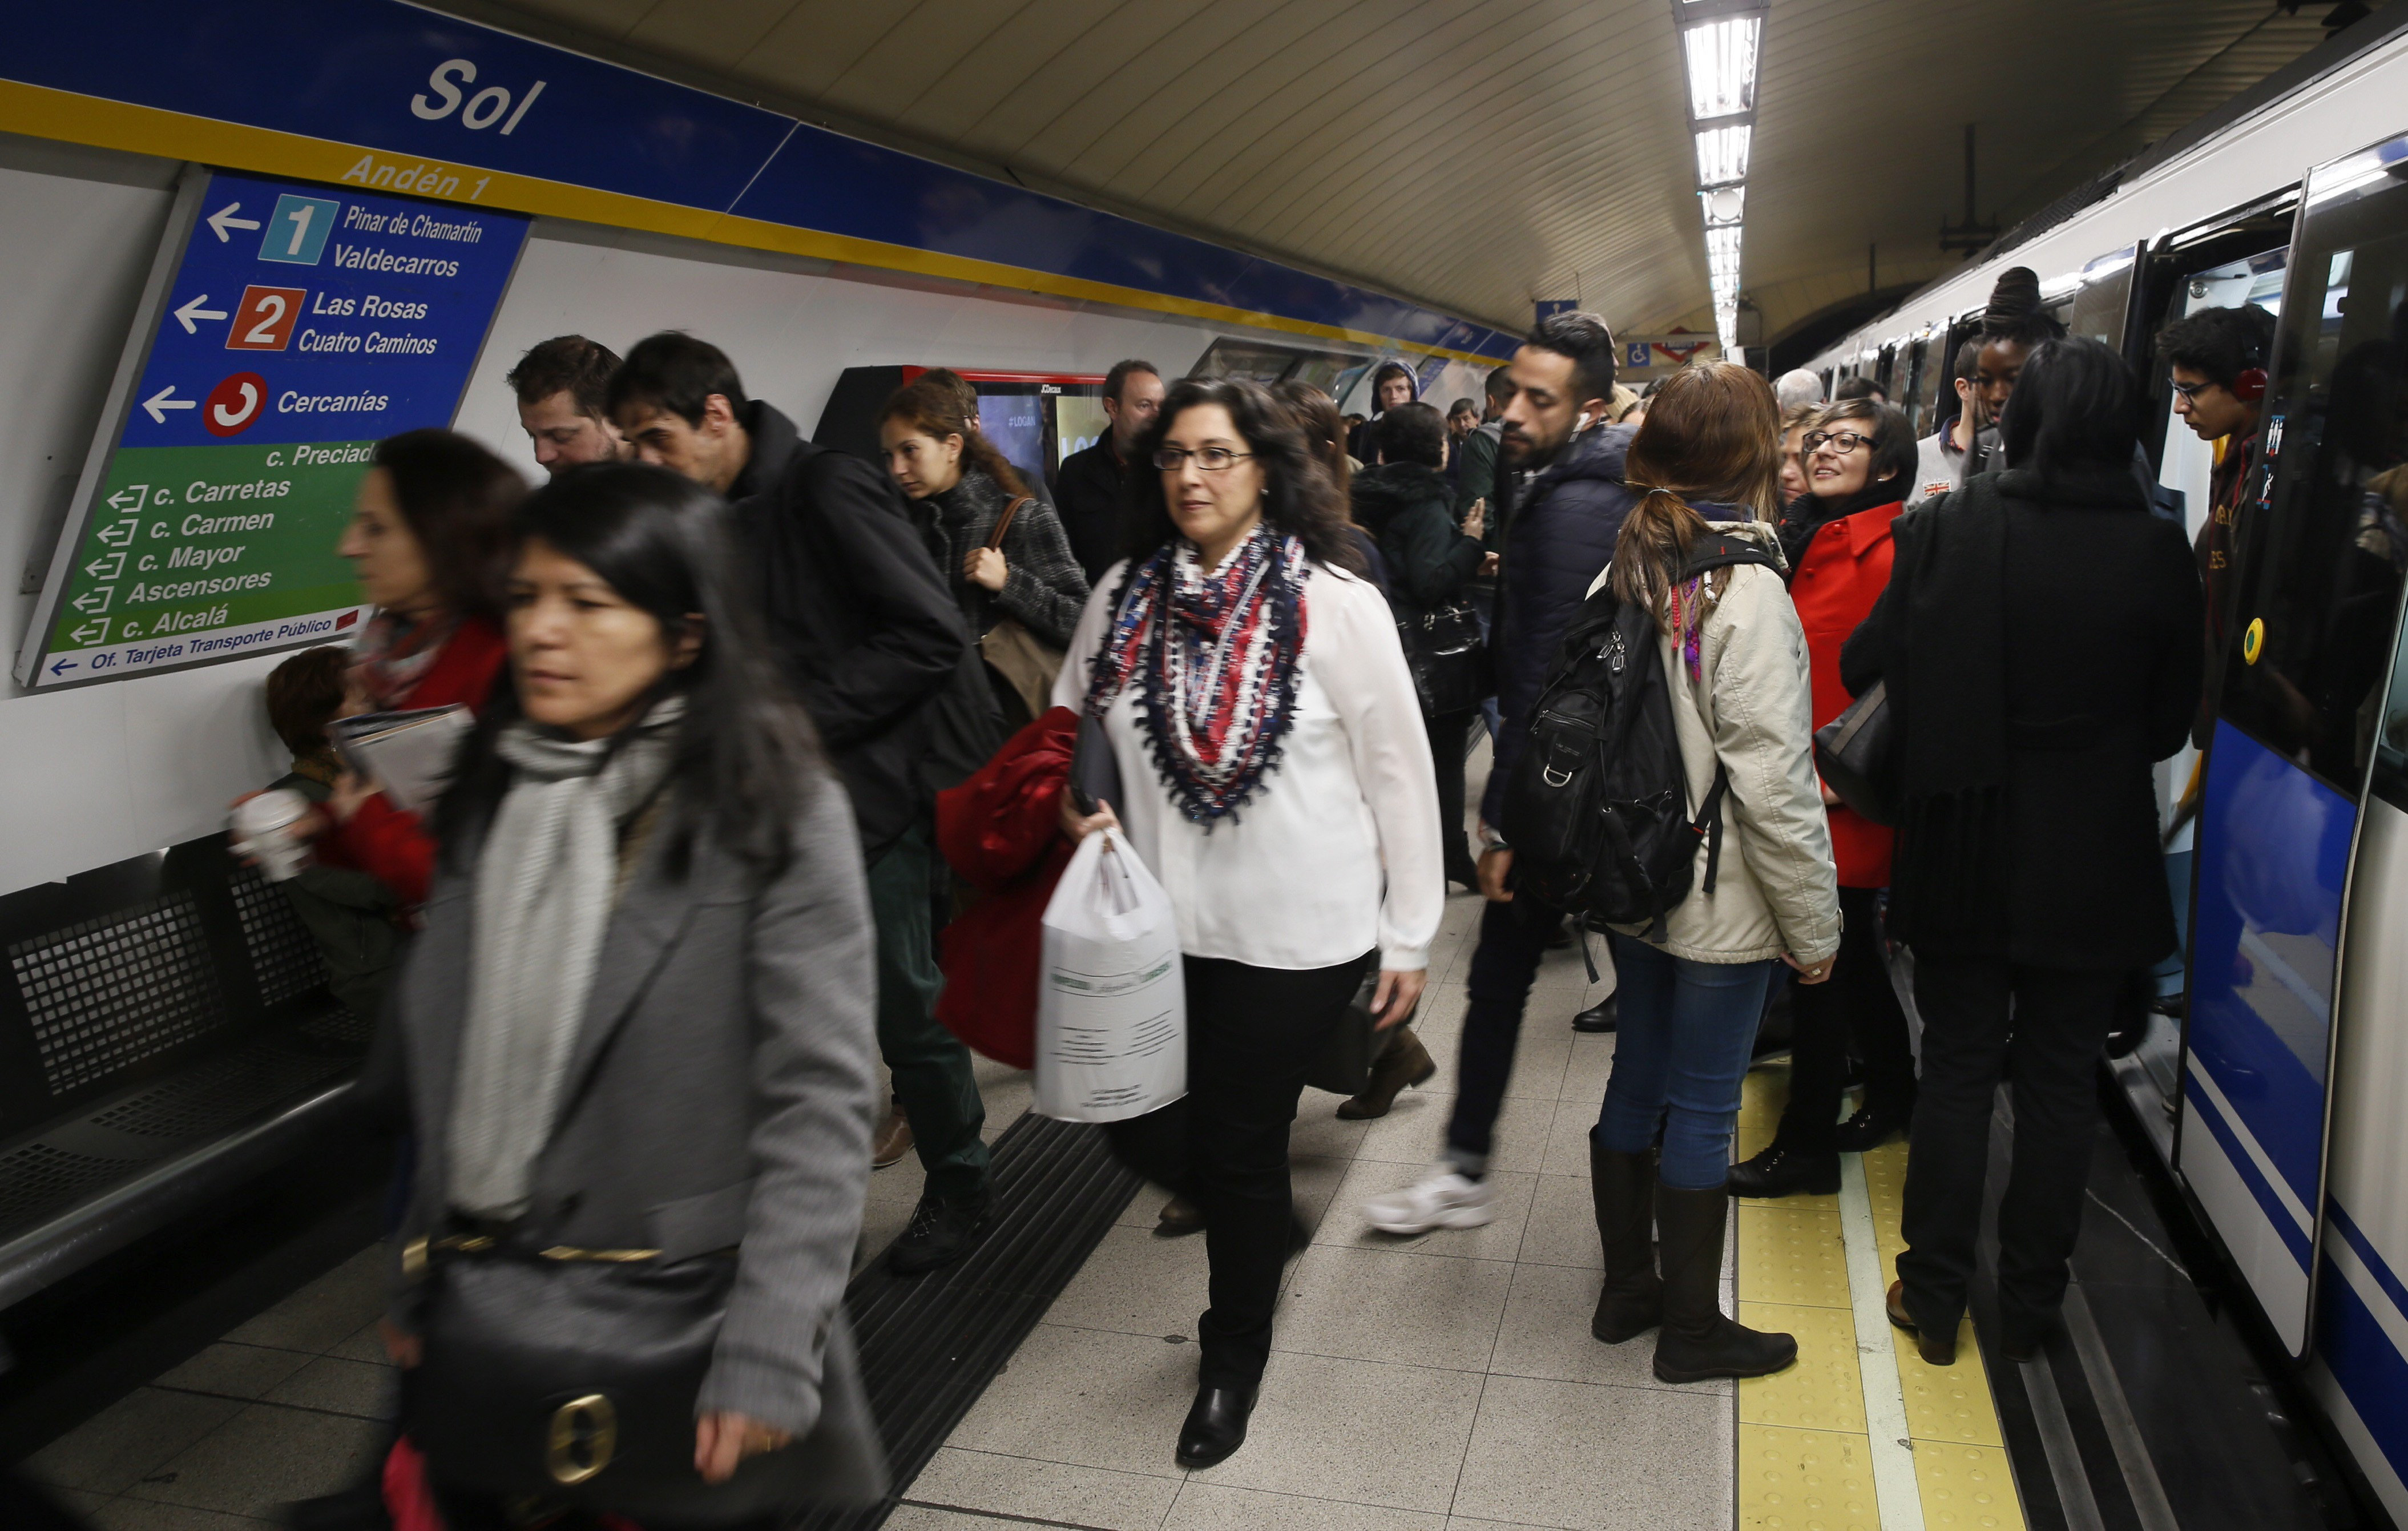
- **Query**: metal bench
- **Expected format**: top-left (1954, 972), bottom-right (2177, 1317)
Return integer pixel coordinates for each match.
top-left (0, 836), bottom-right (372, 1314)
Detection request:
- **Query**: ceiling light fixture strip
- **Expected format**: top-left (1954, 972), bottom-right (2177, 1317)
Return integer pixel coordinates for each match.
top-left (1673, 0), bottom-right (1766, 358)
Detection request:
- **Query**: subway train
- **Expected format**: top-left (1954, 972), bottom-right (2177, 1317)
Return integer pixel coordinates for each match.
top-left (1805, 22), bottom-right (2408, 1522)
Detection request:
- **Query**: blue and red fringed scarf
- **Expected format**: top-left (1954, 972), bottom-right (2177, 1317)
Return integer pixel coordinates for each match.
top-left (1084, 528), bottom-right (1311, 826)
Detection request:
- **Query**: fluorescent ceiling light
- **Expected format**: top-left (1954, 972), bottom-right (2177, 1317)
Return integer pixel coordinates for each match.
top-left (1695, 125), bottom-right (1750, 186)
top-left (1683, 16), bottom-right (1760, 121)
top-left (1700, 185), bottom-right (1745, 225)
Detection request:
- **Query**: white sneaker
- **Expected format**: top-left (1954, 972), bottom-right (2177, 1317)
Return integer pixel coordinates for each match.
top-left (1361, 1166), bottom-right (1495, 1234)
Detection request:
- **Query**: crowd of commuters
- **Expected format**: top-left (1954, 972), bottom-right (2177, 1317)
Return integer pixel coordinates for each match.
top-left (222, 273), bottom-right (2238, 1513)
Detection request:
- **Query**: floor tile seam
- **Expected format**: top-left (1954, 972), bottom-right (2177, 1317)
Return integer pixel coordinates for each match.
top-left (926, 1439), bottom-right (1187, 1485)
top-left (1438, 1368), bottom-right (1493, 1522)
top-left (1839, 1151), bottom-right (1929, 1531)
top-left (898, 1497), bottom-right (1127, 1531)
top-left (1473, 1357), bottom-right (1731, 1398)
top-left (143, 1380), bottom-right (388, 1423)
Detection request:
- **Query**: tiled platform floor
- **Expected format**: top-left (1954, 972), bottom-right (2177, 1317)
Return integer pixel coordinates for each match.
top-left (18, 1051), bottom-right (1035, 1531)
top-left (906, 888), bottom-right (1687, 1531)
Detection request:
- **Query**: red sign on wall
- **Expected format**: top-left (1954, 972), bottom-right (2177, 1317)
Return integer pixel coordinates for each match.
top-left (226, 285), bottom-right (306, 351)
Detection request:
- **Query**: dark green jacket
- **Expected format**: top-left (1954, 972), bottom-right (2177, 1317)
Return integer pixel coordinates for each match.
top-left (273, 771), bottom-right (405, 1023)
top-left (1352, 462), bottom-right (1484, 626)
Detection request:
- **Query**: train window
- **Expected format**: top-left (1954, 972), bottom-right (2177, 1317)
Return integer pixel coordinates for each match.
top-left (1192, 337), bottom-right (1303, 384)
top-left (2218, 144), bottom-right (2408, 797)
top-left (2063, 245), bottom-right (2139, 349)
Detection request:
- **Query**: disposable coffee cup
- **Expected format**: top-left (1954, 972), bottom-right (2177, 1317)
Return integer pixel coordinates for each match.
top-left (231, 788), bottom-right (313, 882)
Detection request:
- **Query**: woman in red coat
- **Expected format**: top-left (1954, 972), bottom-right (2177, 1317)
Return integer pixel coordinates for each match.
top-left (1730, 400), bottom-right (1921, 1198)
top-left (299, 430), bottom-right (523, 908)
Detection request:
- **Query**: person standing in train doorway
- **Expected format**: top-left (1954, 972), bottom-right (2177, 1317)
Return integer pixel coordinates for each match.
top-left (1907, 340), bottom-right (1982, 507)
top-left (506, 335), bottom-right (630, 476)
top-left (607, 333), bottom-right (999, 1276)
top-left (2158, 303), bottom-right (2278, 740)
top-left (1054, 358), bottom-right (1165, 584)
top-left (1965, 267), bottom-right (2068, 477)
top-left (1360, 311), bottom-right (1636, 1236)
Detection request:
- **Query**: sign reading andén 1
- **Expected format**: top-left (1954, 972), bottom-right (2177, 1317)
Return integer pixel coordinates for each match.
top-left (15, 167), bottom-right (527, 688)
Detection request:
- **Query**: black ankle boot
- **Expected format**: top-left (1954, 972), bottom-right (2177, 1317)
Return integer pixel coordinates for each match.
top-left (1588, 1141), bottom-right (1660, 1343)
top-left (1176, 1383), bottom-right (1257, 1468)
top-left (1725, 1143), bottom-right (1840, 1198)
top-left (1652, 1183), bottom-right (1797, 1383)
top-left (1832, 1099), bottom-right (1912, 1153)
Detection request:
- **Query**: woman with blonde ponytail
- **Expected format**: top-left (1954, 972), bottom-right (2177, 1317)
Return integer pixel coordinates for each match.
top-left (1580, 361), bottom-right (1841, 1385)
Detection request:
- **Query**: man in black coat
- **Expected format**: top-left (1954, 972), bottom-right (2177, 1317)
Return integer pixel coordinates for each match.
top-left (1360, 311), bottom-right (1639, 1236)
top-left (610, 333), bottom-right (994, 1274)
top-left (1051, 358), bottom-right (1164, 583)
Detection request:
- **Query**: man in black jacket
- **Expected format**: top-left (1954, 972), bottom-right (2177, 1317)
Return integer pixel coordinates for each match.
top-left (610, 333), bottom-right (994, 1274)
top-left (1360, 311), bottom-right (1639, 1236)
top-left (1051, 358), bottom-right (1164, 583)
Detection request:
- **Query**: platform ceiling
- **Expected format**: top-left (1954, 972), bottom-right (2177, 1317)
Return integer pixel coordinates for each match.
top-left (433, 0), bottom-right (2333, 347)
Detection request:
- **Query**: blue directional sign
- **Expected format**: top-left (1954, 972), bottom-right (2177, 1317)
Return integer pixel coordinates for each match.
top-left (19, 168), bottom-right (528, 687)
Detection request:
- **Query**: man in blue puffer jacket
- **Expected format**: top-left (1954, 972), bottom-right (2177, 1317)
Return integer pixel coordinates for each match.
top-left (1362, 311), bottom-right (1640, 1235)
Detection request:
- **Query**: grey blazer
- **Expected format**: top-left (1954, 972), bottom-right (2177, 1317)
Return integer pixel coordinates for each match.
top-left (387, 775), bottom-right (881, 1472)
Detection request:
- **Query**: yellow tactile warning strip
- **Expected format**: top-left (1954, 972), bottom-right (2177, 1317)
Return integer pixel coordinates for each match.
top-left (1734, 1063), bottom-right (2028, 1531)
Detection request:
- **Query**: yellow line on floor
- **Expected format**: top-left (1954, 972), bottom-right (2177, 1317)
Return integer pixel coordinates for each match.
top-left (1733, 1063), bottom-right (2027, 1531)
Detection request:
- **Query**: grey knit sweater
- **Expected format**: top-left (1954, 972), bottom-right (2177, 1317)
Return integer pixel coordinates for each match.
top-left (929, 469), bottom-right (1091, 648)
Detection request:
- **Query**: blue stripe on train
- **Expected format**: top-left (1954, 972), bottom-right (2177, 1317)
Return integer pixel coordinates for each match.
top-left (2319, 1228), bottom-right (2408, 1493)
top-left (2184, 1074), bottom-right (2313, 1268)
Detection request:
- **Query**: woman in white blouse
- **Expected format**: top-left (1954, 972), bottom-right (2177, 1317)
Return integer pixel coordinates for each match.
top-left (1054, 377), bottom-right (1442, 1470)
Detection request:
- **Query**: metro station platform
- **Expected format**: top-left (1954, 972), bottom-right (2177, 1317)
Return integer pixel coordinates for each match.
top-left (10, 880), bottom-right (2345, 1531)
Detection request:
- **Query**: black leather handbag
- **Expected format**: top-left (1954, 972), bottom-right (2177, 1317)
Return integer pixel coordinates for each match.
top-left (406, 1243), bottom-right (884, 1521)
top-left (1812, 679), bottom-right (1897, 827)
top-left (1398, 599), bottom-right (1491, 717)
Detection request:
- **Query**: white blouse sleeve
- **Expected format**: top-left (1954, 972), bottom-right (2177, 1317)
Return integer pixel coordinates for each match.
top-left (1314, 569), bottom-right (1445, 970)
top-left (1050, 561), bottom-right (1127, 713)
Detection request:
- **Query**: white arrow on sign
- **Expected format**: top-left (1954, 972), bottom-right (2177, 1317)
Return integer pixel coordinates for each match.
top-left (70, 620), bottom-right (111, 644)
top-left (84, 554), bottom-right (124, 581)
top-left (171, 294), bottom-right (228, 335)
top-left (71, 587), bottom-right (114, 615)
top-left (205, 203), bottom-right (261, 243)
top-left (106, 485), bottom-right (148, 511)
top-left (142, 386), bottom-right (196, 424)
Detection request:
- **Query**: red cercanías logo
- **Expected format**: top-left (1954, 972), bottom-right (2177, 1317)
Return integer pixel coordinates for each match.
top-left (204, 372), bottom-right (268, 437)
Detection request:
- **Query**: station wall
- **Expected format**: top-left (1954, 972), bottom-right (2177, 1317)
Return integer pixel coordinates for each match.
top-left (0, 131), bottom-right (1495, 898)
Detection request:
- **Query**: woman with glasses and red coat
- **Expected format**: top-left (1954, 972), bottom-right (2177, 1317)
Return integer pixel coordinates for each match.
top-left (1728, 399), bottom-right (1921, 1198)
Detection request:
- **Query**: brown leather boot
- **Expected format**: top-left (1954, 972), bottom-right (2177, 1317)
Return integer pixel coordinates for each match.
top-left (1337, 1026), bottom-right (1437, 1120)
top-left (871, 1101), bottom-right (914, 1169)
top-left (1589, 1141), bottom-right (1662, 1343)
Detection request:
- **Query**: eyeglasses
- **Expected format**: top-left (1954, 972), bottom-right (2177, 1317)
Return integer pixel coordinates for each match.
top-left (1802, 430), bottom-right (1873, 455)
top-left (1152, 446), bottom-right (1256, 472)
top-left (2169, 378), bottom-right (2214, 401)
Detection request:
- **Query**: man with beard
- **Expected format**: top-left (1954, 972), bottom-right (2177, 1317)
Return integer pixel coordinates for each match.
top-left (1360, 309), bottom-right (1640, 1234)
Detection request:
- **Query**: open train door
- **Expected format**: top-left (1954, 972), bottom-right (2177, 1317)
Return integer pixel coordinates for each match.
top-left (2179, 128), bottom-right (2408, 1357)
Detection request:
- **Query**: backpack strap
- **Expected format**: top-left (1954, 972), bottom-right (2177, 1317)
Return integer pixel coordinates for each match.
top-left (1680, 531), bottom-right (1781, 579)
top-left (1694, 762), bottom-right (1731, 895)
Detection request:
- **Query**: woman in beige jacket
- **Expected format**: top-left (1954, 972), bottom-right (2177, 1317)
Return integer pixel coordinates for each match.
top-left (1582, 362), bottom-right (1843, 1386)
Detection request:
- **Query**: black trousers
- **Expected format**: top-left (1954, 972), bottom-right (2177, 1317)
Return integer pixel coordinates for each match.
top-left (1104, 950), bottom-right (1373, 1389)
top-left (1444, 888), bottom-right (1569, 1169)
top-left (1774, 885), bottom-right (1917, 1153)
top-left (1426, 708), bottom-right (1480, 884)
top-left (1894, 954), bottom-right (2121, 1345)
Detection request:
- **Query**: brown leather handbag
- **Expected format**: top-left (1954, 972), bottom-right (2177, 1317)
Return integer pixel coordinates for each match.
top-left (976, 495), bottom-right (1067, 719)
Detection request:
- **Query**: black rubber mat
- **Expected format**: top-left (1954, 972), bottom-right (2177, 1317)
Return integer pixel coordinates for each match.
top-left (792, 1111), bottom-right (1143, 1531)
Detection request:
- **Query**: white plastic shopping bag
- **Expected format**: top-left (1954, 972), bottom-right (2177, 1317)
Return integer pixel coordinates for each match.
top-left (1034, 828), bottom-right (1185, 1122)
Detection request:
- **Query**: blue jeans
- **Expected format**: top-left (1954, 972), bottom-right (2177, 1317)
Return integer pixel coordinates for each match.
top-left (1594, 933), bottom-right (1777, 1190)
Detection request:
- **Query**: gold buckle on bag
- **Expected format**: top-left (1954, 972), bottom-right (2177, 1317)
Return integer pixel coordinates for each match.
top-left (401, 1234), bottom-right (659, 1281)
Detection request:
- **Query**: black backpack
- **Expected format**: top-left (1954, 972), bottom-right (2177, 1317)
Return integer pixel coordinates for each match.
top-left (1501, 533), bottom-right (1780, 933)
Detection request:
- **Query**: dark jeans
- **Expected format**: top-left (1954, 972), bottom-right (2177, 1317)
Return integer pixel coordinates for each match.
top-left (1895, 954), bottom-right (2122, 1344)
top-left (1426, 708), bottom-right (1479, 884)
top-left (1595, 935), bottom-right (1776, 1190)
top-left (1104, 951), bottom-right (1373, 1388)
top-left (1443, 888), bottom-right (1572, 1174)
top-left (866, 820), bottom-right (989, 1202)
top-left (1774, 885), bottom-right (1917, 1153)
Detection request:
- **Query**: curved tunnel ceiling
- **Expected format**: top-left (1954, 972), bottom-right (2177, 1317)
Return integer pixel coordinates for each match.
top-left (434, 0), bottom-right (2333, 348)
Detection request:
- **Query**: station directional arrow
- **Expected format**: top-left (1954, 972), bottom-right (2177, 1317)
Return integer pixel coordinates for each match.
top-left (95, 521), bottom-right (138, 547)
top-left (47, 658), bottom-right (78, 678)
top-left (141, 386), bottom-right (196, 424)
top-left (70, 621), bottom-right (110, 644)
top-left (70, 587), bottom-right (113, 615)
top-left (205, 203), bottom-right (261, 242)
top-left (171, 294), bottom-right (228, 334)
top-left (106, 485), bottom-right (148, 511)
top-left (84, 554), bottom-right (123, 580)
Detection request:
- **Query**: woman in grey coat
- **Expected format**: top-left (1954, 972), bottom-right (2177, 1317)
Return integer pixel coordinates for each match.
top-left (380, 462), bottom-right (883, 1514)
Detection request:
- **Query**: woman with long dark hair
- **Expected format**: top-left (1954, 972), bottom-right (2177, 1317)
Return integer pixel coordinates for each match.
top-left (879, 377), bottom-right (1089, 728)
top-left (273, 430), bottom-right (523, 908)
top-left (1582, 361), bottom-right (1841, 1384)
top-left (1844, 338), bottom-right (2200, 1364)
top-left (1053, 378), bottom-right (1442, 1468)
top-left (383, 463), bottom-right (883, 1517)
top-left (1731, 398), bottom-right (1921, 1198)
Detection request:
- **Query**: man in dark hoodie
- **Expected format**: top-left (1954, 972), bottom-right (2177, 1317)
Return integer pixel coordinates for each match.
top-left (609, 333), bottom-right (996, 1275)
top-left (1360, 310), bottom-right (1637, 1235)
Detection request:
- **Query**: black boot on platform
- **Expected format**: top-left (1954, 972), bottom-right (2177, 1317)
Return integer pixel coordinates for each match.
top-left (1176, 1383), bottom-right (1257, 1468)
top-left (1652, 1183), bottom-right (1797, 1383)
top-left (1725, 1142), bottom-right (1839, 1198)
top-left (1588, 1140), bottom-right (1661, 1343)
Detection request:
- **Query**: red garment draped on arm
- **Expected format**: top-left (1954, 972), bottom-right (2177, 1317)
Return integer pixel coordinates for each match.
top-left (933, 707), bottom-right (1079, 1070)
